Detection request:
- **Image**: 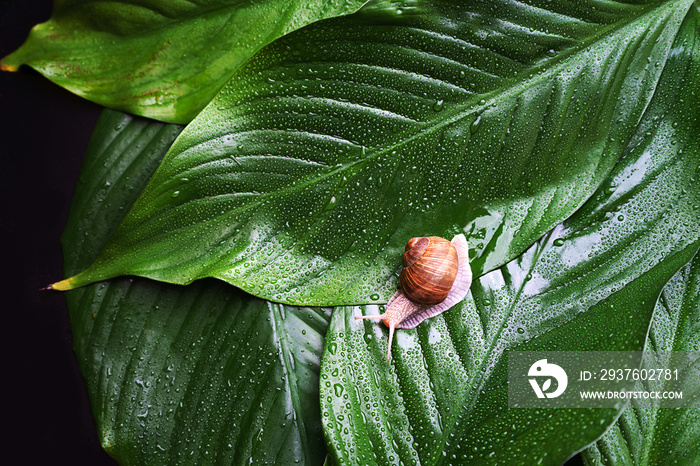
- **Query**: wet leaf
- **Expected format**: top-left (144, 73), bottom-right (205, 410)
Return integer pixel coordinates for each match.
top-left (63, 110), bottom-right (330, 464)
top-left (1, 0), bottom-right (365, 123)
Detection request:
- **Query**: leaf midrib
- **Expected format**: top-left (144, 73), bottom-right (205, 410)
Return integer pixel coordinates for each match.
top-left (427, 230), bottom-right (553, 466)
top-left (270, 302), bottom-right (314, 463)
top-left (636, 264), bottom-right (694, 465)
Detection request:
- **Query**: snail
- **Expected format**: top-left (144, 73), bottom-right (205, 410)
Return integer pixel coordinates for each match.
top-left (356, 234), bottom-right (472, 360)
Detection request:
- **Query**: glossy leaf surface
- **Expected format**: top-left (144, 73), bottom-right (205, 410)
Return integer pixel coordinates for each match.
top-left (583, 255), bottom-right (700, 466)
top-left (56, 0), bottom-right (695, 306)
top-left (320, 8), bottom-right (700, 463)
top-left (63, 110), bottom-right (330, 464)
top-left (1, 0), bottom-right (365, 123)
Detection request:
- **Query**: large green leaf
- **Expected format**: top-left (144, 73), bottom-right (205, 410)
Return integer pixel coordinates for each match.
top-left (582, 254), bottom-right (700, 465)
top-left (320, 7), bottom-right (700, 463)
top-left (52, 0), bottom-right (696, 306)
top-left (63, 110), bottom-right (331, 464)
top-left (1, 0), bottom-right (366, 123)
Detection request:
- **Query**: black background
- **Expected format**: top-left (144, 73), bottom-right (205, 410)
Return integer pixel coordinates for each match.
top-left (0, 2), bottom-right (586, 465)
top-left (1, 0), bottom-right (114, 463)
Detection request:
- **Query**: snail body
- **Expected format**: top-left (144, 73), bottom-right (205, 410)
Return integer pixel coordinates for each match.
top-left (356, 234), bottom-right (472, 360)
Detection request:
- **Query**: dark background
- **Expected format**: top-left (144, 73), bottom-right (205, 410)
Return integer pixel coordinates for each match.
top-left (0, 2), bottom-right (587, 465)
top-left (1, 0), bottom-right (114, 463)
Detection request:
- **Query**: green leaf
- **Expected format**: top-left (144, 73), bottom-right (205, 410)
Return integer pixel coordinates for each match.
top-left (319, 7), bottom-right (700, 463)
top-left (55, 0), bottom-right (696, 306)
top-left (1, 0), bottom-right (366, 123)
top-left (63, 110), bottom-right (331, 464)
top-left (582, 254), bottom-right (700, 465)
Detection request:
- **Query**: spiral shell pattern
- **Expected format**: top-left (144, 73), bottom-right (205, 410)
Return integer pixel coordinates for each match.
top-left (399, 236), bottom-right (458, 305)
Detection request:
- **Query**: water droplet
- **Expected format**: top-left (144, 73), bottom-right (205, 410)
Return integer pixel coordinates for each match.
top-left (553, 238), bottom-right (565, 246)
top-left (325, 196), bottom-right (337, 211)
top-left (171, 191), bottom-right (180, 198)
top-left (470, 115), bottom-right (482, 134)
top-left (433, 99), bottom-right (444, 112)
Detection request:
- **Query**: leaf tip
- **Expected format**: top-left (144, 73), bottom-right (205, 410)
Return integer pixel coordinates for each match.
top-left (0, 60), bottom-right (19, 72)
top-left (0, 51), bottom-right (22, 72)
top-left (47, 276), bottom-right (77, 291)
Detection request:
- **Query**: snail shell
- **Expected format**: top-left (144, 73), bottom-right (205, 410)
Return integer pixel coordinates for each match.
top-left (400, 236), bottom-right (458, 305)
top-left (355, 234), bottom-right (472, 360)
